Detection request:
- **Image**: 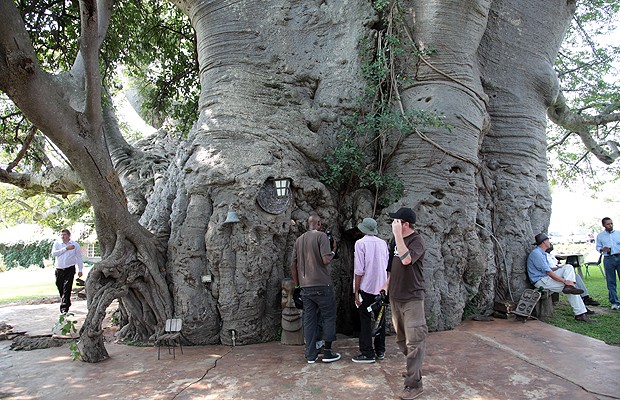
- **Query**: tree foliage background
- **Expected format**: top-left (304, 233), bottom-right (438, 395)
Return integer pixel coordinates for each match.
top-left (549, 0), bottom-right (620, 188)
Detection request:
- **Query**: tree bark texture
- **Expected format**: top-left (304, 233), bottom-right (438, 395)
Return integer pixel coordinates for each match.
top-left (0, 0), bottom-right (578, 358)
top-left (153, 0), bottom-right (575, 338)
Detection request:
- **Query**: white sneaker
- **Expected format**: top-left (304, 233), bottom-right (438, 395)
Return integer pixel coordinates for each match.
top-left (611, 304), bottom-right (620, 310)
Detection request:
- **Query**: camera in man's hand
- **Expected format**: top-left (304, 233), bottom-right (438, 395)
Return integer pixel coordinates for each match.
top-left (374, 290), bottom-right (388, 305)
top-left (325, 229), bottom-right (340, 259)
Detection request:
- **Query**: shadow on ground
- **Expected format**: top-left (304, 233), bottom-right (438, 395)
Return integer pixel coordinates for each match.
top-left (0, 300), bottom-right (618, 400)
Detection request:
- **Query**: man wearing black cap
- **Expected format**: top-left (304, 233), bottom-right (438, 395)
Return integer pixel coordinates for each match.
top-left (527, 233), bottom-right (595, 322)
top-left (387, 207), bottom-right (427, 400)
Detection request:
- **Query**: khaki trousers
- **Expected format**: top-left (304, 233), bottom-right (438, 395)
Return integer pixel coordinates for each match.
top-left (391, 299), bottom-right (427, 388)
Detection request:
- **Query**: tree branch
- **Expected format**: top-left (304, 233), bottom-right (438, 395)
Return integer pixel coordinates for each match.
top-left (0, 0), bottom-right (79, 146)
top-left (6, 124), bottom-right (37, 172)
top-left (79, 0), bottom-right (103, 126)
top-left (547, 91), bottom-right (619, 164)
top-left (0, 166), bottom-right (82, 196)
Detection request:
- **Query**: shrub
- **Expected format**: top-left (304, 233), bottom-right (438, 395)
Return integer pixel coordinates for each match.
top-left (0, 239), bottom-right (55, 270)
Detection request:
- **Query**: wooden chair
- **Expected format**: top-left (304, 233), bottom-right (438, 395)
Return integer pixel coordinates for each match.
top-left (584, 254), bottom-right (604, 278)
top-left (156, 319), bottom-right (183, 360)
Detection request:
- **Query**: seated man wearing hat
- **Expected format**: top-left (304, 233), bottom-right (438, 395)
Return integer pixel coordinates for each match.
top-left (527, 233), bottom-right (595, 322)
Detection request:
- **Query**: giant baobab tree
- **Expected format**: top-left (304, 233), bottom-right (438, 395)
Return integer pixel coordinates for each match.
top-left (1, 0), bottom-right (619, 362)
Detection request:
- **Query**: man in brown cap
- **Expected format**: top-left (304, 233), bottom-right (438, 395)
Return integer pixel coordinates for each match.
top-left (526, 233), bottom-right (595, 322)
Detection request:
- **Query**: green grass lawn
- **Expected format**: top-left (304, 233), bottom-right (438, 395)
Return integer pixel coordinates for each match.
top-left (0, 281), bottom-right (57, 304)
top-left (0, 267), bottom-right (58, 305)
top-left (545, 263), bottom-right (620, 346)
top-left (2, 261), bottom-right (618, 346)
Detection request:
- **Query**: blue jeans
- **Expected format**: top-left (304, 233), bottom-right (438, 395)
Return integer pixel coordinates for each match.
top-left (603, 255), bottom-right (620, 306)
top-left (301, 286), bottom-right (337, 360)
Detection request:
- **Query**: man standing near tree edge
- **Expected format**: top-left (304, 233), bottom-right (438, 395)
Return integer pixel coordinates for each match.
top-left (51, 229), bottom-right (83, 314)
top-left (596, 217), bottom-right (620, 310)
top-left (387, 207), bottom-right (427, 400)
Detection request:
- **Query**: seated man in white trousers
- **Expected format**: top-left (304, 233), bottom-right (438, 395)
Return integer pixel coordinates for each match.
top-left (545, 245), bottom-right (600, 309)
top-left (527, 233), bottom-right (595, 323)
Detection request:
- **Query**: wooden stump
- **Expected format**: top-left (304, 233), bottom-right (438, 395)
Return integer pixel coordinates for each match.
top-left (533, 289), bottom-right (554, 320)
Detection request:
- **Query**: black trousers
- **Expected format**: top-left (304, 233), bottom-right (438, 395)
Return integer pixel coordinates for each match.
top-left (358, 290), bottom-right (386, 357)
top-left (55, 266), bottom-right (75, 313)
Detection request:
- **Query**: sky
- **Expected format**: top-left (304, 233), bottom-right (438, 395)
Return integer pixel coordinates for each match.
top-left (549, 182), bottom-right (620, 234)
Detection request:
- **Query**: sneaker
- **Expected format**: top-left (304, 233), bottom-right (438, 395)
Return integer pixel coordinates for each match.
top-left (352, 354), bottom-right (375, 363)
top-left (611, 304), bottom-right (620, 310)
top-left (375, 352), bottom-right (385, 360)
top-left (321, 350), bottom-right (341, 363)
top-left (582, 296), bottom-right (600, 306)
top-left (307, 356), bottom-right (318, 364)
top-left (399, 386), bottom-right (424, 400)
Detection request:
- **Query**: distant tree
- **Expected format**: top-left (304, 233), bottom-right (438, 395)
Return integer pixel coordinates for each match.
top-left (548, 0), bottom-right (620, 187)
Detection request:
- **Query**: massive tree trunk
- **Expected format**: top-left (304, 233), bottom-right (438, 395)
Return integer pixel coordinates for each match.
top-left (141, 0), bottom-right (375, 344)
top-left (1, 0), bottom-right (578, 360)
top-left (477, 0), bottom-right (574, 309)
top-left (152, 0), bottom-right (575, 340)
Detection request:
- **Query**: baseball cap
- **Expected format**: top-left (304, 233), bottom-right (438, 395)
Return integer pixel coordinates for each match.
top-left (388, 207), bottom-right (416, 224)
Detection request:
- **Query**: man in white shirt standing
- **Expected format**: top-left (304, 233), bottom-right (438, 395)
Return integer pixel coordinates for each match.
top-left (596, 217), bottom-right (620, 310)
top-left (51, 229), bottom-right (83, 314)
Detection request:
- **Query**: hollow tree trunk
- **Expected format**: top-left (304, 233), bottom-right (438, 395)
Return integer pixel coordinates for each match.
top-left (143, 0), bottom-right (376, 344)
top-left (142, 0), bottom-right (577, 338)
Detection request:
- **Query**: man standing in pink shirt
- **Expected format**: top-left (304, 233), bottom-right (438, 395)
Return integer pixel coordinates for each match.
top-left (352, 217), bottom-right (389, 363)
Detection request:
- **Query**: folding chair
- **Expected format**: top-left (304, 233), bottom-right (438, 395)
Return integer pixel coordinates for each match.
top-left (156, 319), bottom-right (183, 360)
top-left (584, 254), bottom-right (604, 278)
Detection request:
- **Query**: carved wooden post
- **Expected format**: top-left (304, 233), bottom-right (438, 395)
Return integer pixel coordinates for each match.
top-left (281, 278), bottom-right (303, 345)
